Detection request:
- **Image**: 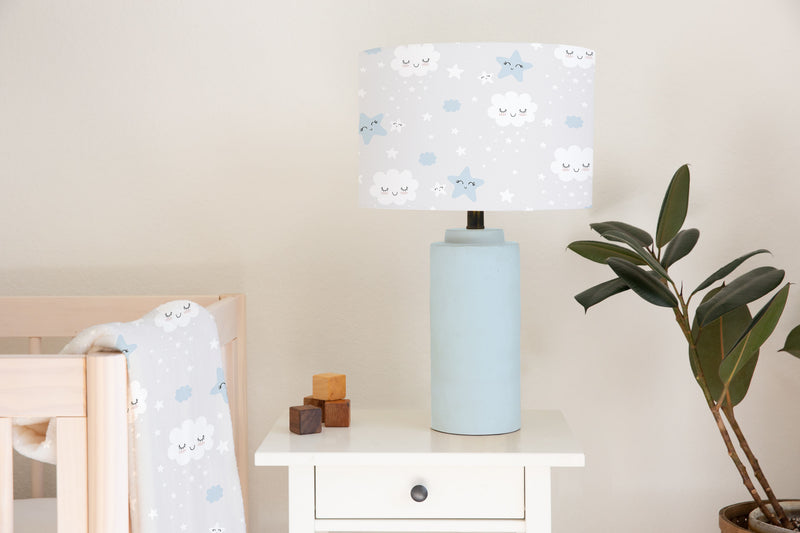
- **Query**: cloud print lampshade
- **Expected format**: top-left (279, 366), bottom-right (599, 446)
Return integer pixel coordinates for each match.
top-left (358, 42), bottom-right (594, 434)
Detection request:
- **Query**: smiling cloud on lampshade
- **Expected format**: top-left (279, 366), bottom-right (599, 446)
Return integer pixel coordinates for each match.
top-left (487, 92), bottom-right (537, 127)
top-left (554, 45), bottom-right (595, 69)
top-left (551, 146), bottom-right (593, 182)
top-left (390, 44), bottom-right (440, 77)
top-left (369, 169), bottom-right (419, 206)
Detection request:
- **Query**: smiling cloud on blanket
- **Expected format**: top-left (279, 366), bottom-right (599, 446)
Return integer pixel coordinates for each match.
top-left (128, 380), bottom-right (148, 420)
top-left (168, 416), bottom-right (215, 466)
top-left (154, 300), bottom-right (200, 332)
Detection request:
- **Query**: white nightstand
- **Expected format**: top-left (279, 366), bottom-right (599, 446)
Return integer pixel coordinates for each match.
top-left (255, 410), bottom-right (584, 533)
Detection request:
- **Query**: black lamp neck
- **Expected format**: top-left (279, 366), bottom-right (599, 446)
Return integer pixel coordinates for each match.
top-left (466, 211), bottom-right (484, 230)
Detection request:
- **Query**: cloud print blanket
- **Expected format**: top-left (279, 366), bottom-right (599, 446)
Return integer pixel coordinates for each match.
top-left (16, 300), bottom-right (245, 533)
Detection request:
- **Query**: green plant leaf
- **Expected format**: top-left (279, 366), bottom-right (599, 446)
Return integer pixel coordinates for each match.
top-left (696, 267), bottom-right (785, 327)
top-left (603, 230), bottom-right (672, 282)
top-left (661, 228), bottom-right (700, 269)
top-left (567, 241), bottom-right (648, 266)
top-left (691, 288), bottom-right (755, 406)
top-left (655, 164), bottom-right (690, 248)
top-left (718, 283), bottom-right (790, 400)
top-left (607, 258), bottom-right (678, 308)
top-left (779, 324), bottom-right (800, 359)
top-left (692, 249), bottom-right (771, 296)
top-left (590, 221), bottom-right (653, 247)
top-left (575, 278), bottom-right (630, 312)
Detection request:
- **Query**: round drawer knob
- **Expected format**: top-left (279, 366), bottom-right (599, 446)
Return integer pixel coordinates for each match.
top-left (410, 484), bottom-right (428, 502)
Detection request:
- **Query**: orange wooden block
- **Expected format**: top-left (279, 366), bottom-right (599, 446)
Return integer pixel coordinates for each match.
top-left (289, 405), bottom-right (322, 435)
top-left (303, 395), bottom-right (326, 423)
top-left (312, 373), bottom-right (346, 401)
top-left (324, 399), bottom-right (350, 427)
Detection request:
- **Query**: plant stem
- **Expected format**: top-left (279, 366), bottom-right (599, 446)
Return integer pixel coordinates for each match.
top-left (709, 403), bottom-right (781, 526)
top-left (723, 405), bottom-right (791, 528)
top-left (671, 299), bottom-right (782, 527)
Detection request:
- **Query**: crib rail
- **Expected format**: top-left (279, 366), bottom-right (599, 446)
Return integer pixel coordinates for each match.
top-left (0, 295), bottom-right (222, 338)
top-left (0, 355), bottom-right (86, 417)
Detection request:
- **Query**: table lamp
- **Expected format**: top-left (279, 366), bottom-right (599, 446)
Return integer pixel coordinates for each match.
top-left (358, 42), bottom-right (594, 435)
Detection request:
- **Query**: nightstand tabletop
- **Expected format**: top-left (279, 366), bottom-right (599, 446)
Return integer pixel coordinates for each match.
top-left (255, 409), bottom-right (584, 467)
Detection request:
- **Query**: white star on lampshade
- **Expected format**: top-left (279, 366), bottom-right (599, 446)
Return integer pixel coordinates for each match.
top-left (447, 64), bottom-right (464, 79)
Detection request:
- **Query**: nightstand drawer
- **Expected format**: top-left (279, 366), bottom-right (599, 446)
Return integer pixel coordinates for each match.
top-left (315, 465), bottom-right (524, 519)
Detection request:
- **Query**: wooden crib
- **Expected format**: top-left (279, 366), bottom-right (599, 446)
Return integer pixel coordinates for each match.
top-left (0, 295), bottom-right (248, 533)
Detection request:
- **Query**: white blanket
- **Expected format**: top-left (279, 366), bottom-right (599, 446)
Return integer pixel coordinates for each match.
top-left (13, 300), bottom-right (245, 533)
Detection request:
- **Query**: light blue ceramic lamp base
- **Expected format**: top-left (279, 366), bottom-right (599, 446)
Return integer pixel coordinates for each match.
top-left (430, 228), bottom-right (521, 435)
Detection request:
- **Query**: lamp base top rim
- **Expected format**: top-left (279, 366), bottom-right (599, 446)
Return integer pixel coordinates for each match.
top-left (444, 228), bottom-right (505, 244)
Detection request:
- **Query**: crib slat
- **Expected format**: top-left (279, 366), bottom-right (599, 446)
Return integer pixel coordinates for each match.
top-left (28, 336), bottom-right (42, 354)
top-left (27, 337), bottom-right (46, 499)
top-left (87, 352), bottom-right (128, 533)
top-left (0, 418), bottom-right (12, 533)
top-left (0, 356), bottom-right (86, 417)
top-left (56, 417), bottom-right (88, 533)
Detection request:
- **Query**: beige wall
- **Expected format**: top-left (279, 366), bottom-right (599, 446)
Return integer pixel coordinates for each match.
top-left (2, 0), bottom-right (800, 531)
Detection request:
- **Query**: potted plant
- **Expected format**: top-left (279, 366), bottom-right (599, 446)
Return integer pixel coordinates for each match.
top-left (567, 164), bottom-right (800, 532)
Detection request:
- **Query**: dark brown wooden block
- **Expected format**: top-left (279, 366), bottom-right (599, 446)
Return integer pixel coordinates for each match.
top-left (324, 399), bottom-right (350, 427)
top-left (304, 396), bottom-right (327, 422)
top-left (289, 405), bottom-right (322, 435)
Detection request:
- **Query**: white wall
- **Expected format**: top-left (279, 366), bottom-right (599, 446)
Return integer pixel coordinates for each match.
top-left (2, 0), bottom-right (800, 531)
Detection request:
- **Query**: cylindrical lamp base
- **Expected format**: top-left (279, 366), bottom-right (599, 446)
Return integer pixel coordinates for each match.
top-left (430, 228), bottom-right (521, 435)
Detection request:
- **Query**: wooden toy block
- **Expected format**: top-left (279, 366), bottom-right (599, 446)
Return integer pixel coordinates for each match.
top-left (312, 373), bottom-right (346, 401)
top-left (303, 395), bottom-right (326, 423)
top-left (289, 405), bottom-right (322, 435)
top-left (324, 399), bottom-right (351, 427)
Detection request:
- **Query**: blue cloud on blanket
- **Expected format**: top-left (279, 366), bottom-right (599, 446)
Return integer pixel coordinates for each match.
top-left (206, 485), bottom-right (223, 503)
top-left (210, 368), bottom-right (228, 404)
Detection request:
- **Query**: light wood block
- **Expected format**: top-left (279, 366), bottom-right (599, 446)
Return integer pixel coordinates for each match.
top-left (303, 396), bottom-right (326, 422)
top-left (312, 373), bottom-right (346, 401)
top-left (290, 405), bottom-right (322, 435)
top-left (324, 399), bottom-right (350, 427)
